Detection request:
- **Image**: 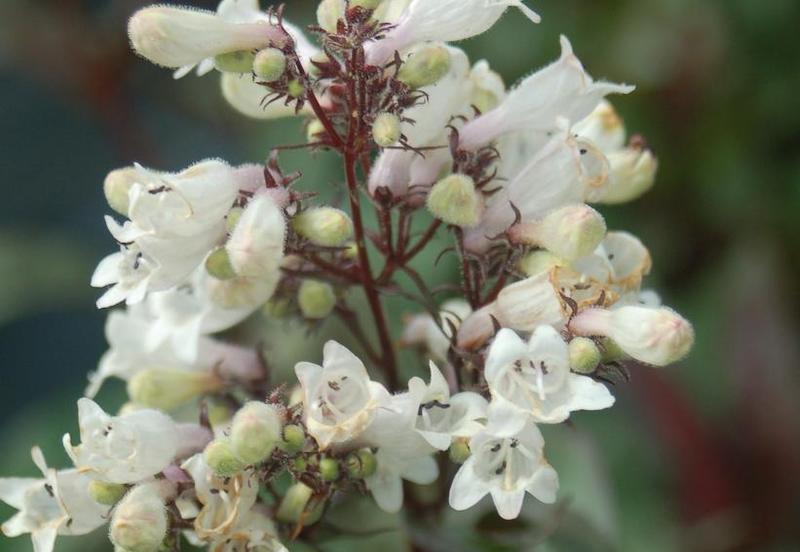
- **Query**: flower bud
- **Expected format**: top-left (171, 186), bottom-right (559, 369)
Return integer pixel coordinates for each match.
top-left (253, 47), bottom-right (287, 82)
top-left (88, 480), bottom-right (127, 506)
top-left (345, 449), bottom-right (377, 479)
top-left (469, 60), bottom-right (506, 114)
top-left (230, 401), bottom-right (283, 465)
top-left (316, 0), bottom-right (344, 33)
top-left (427, 174), bottom-right (481, 228)
top-left (398, 45), bottom-right (452, 89)
top-left (109, 484), bottom-right (168, 552)
top-left (205, 246), bottom-right (237, 280)
top-left (306, 119), bottom-right (326, 142)
top-left (103, 167), bottom-right (137, 215)
top-left (448, 437), bottom-right (471, 464)
top-left (517, 250), bottom-right (566, 277)
top-left (298, 280), bottom-right (336, 320)
top-left (287, 79), bottom-right (305, 98)
top-left (599, 146), bottom-right (658, 204)
top-left (372, 112), bottom-right (401, 147)
top-left (495, 273), bottom-right (564, 331)
top-left (293, 207), bottom-right (354, 247)
top-left (319, 457), bottom-right (340, 481)
top-left (282, 424), bottom-right (306, 454)
top-left (568, 337), bottom-right (601, 374)
top-left (214, 50), bottom-right (256, 73)
top-left (510, 204), bottom-right (607, 261)
top-left (599, 337), bottom-right (626, 362)
top-left (276, 482), bottom-right (323, 525)
top-left (127, 369), bottom-right (222, 411)
top-left (203, 439), bottom-right (246, 477)
top-left (293, 457), bottom-right (308, 472)
top-left (569, 306), bottom-right (694, 366)
top-left (128, 6), bottom-right (286, 69)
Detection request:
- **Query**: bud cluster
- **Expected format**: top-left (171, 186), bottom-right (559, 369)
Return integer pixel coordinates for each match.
top-left (0, 1), bottom-right (693, 551)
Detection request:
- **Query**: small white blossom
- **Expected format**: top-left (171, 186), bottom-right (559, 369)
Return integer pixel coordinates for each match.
top-left (358, 389), bottom-right (439, 512)
top-left (128, 4), bottom-right (288, 70)
top-left (449, 416), bottom-right (558, 519)
top-left (181, 453), bottom-right (260, 542)
top-left (92, 159), bottom-right (242, 308)
top-left (0, 447), bottom-right (107, 552)
top-left (366, 0), bottom-right (539, 65)
top-left (295, 341), bottom-right (391, 449)
top-left (569, 305), bottom-right (694, 366)
top-left (63, 398), bottom-right (179, 484)
top-left (408, 362), bottom-right (488, 450)
top-left (485, 327), bottom-right (614, 427)
top-left (459, 36), bottom-right (634, 150)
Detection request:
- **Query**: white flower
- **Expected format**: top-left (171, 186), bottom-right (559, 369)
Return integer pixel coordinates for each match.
top-left (484, 327), bottom-right (614, 427)
top-left (408, 362), bottom-right (488, 449)
top-left (225, 192), bottom-right (285, 280)
top-left (456, 272), bottom-right (566, 350)
top-left (459, 36), bottom-right (634, 150)
top-left (208, 506), bottom-right (288, 552)
top-left (88, 302), bottom-right (263, 397)
top-left (570, 231), bottom-right (652, 294)
top-left (574, 101), bottom-right (658, 204)
top-left (357, 389), bottom-right (439, 513)
top-left (128, 4), bottom-right (288, 70)
top-left (0, 447), bottom-right (107, 552)
top-left (92, 159), bottom-right (242, 308)
top-left (366, 0), bottom-right (539, 65)
top-left (449, 416), bottom-right (558, 519)
top-left (63, 398), bottom-right (179, 484)
top-left (181, 453), bottom-right (259, 542)
top-left (569, 305), bottom-right (694, 366)
top-left (464, 126), bottom-right (610, 253)
top-left (401, 299), bottom-right (472, 362)
top-left (295, 341), bottom-right (391, 449)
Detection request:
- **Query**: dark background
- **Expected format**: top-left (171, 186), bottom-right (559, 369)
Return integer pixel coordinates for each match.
top-left (1, 0), bottom-right (799, 550)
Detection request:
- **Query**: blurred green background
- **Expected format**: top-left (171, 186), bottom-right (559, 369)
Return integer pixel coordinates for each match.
top-left (1, 0), bottom-right (799, 550)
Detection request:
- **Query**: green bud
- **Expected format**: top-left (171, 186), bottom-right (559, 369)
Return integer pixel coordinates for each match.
top-left (204, 439), bottom-right (246, 477)
top-left (214, 50), bottom-right (256, 73)
top-left (109, 484), bottom-right (167, 552)
top-left (207, 403), bottom-right (233, 427)
top-left (510, 204), bottom-right (607, 261)
top-left (306, 118), bottom-right (326, 142)
top-left (293, 457), bottom-right (308, 472)
top-left (427, 174), bottom-right (481, 227)
top-left (205, 246), bottom-right (237, 280)
top-left (372, 112), bottom-right (401, 147)
top-left (253, 47), bottom-right (287, 82)
top-left (230, 401), bottom-right (283, 465)
top-left (293, 207), bottom-right (354, 247)
top-left (448, 438), bottom-right (471, 464)
top-left (345, 449), bottom-right (377, 479)
top-left (319, 458), bottom-right (340, 482)
top-left (568, 337), bottom-right (602, 374)
top-left (226, 206), bottom-right (244, 233)
top-left (127, 369), bottom-right (221, 411)
top-left (297, 280), bottom-right (336, 320)
top-left (398, 45), bottom-right (451, 89)
top-left (103, 167), bottom-right (137, 216)
top-left (88, 480), bottom-right (127, 506)
top-left (316, 0), bottom-right (344, 33)
top-left (287, 79), bottom-right (305, 99)
top-left (276, 482), bottom-right (323, 525)
top-left (599, 337), bottom-right (626, 363)
top-left (263, 296), bottom-right (292, 318)
top-left (282, 424), bottom-right (306, 455)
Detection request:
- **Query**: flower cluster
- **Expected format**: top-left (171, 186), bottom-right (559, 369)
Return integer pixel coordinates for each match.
top-left (0, 0), bottom-right (694, 550)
